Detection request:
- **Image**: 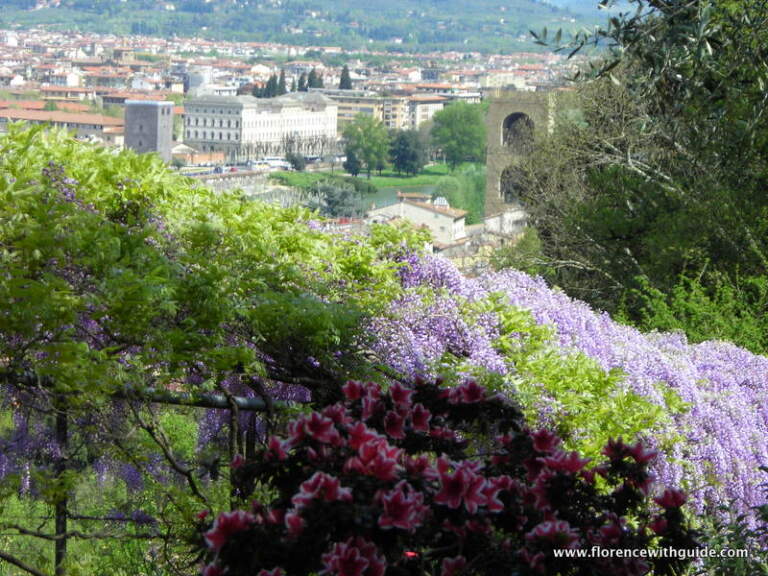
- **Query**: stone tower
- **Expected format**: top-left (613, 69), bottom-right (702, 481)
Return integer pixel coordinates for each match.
top-left (485, 89), bottom-right (557, 217)
top-left (124, 100), bottom-right (174, 163)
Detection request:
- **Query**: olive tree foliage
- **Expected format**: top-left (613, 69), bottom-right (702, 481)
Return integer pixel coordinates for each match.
top-left (519, 0), bottom-right (768, 318)
top-left (305, 181), bottom-right (362, 218)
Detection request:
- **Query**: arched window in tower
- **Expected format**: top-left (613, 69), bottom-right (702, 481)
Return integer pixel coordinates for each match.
top-left (502, 113), bottom-right (534, 154)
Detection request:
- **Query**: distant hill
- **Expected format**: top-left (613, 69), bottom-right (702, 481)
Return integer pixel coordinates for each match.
top-left (0, 0), bottom-right (605, 54)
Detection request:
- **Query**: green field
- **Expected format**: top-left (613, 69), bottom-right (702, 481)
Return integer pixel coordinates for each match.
top-left (269, 164), bottom-right (472, 191)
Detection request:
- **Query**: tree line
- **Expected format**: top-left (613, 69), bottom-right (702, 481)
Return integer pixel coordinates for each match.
top-left (341, 102), bottom-right (486, 178)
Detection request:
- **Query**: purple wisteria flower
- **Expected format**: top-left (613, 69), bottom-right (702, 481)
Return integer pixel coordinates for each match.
top-left (369, 253), bottom-right (768, 524)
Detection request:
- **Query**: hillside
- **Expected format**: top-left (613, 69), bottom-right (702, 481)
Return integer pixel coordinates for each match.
top-left (0, 0), bottom-right (603, 53)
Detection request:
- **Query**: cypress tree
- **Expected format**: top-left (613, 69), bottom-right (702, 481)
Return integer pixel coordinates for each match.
top-left (339, 65), bottom-right (352, 89)
top-left (307, 68), bottom-right (318, 89)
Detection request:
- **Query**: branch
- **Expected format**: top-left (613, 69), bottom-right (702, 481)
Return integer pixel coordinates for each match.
top-left (127, 403), bottom-right (210, 506)
top-left (0, 550), bottom-right (50, 576)
top-left (1, 524), bottom-right (159, 541)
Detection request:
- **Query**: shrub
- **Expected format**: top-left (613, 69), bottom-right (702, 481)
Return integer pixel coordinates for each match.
top-left (196, 378), bottom-right (696, 576)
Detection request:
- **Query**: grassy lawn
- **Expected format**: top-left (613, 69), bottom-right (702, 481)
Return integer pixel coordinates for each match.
top-left (269, 163), bottom-right (477, 192)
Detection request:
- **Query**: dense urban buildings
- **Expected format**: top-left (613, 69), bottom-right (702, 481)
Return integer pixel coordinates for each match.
top-left (0, 27), bottom-right (575, 164)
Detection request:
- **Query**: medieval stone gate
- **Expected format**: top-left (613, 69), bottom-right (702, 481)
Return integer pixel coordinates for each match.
top-left (485, 89), bottom-right (557, 218)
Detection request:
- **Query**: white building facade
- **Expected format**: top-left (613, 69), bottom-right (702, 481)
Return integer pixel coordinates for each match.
top-left (184, 93), bottom-right (338, 161)
top-left (367, 194), bottom-right (467, 246)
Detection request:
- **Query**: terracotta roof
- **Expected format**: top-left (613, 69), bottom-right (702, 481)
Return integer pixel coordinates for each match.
top-left (55, 102), bottom-right (92, 112)
top-left (408, 200), bottom-right (467, 219)
top-left (0, 109), bottom-right (123, 126)
top-left (397, 191), bottom-right (431, 200)
top-left (40, 86), bottom-right (95, 93)
top-left (0, 100), bottom-right (45, 110)
top-left (0, 100), bottom-right (91, 112)
top-left (415, 83), bottom-right (453, 89)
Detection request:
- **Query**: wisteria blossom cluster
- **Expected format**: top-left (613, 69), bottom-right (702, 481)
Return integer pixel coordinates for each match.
top-left (368, 253), bottom-right (768, 522)
top-left (196, 377), bottom-right (695, 576)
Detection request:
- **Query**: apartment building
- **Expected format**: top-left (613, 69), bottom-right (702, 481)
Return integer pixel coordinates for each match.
top-left (0, 109), bottom-right (124, 146)
top-left (313, 88), bottom-right (445, 131)
top-left (183, 92), bottom-right (337, 161)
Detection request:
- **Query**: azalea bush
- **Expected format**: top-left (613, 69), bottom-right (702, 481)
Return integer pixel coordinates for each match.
top-left (196, 378), bottom-right (696, 576)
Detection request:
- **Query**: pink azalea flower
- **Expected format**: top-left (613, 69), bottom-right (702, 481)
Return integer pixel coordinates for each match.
top-left (348, 438), bottom-right (403, 481)
top-left (429, 427), bottom-right (456, 441)
top-left (363, 381), bottom-right (382, 399)
top-left (321, 538), bottom-right (386, 576)
top-left (287, 419), bottom-right (306, 447)
top-left (595, 516), bottom-right (625, 545)
top-left (525, 520), bottom-right (581, 549)
top-left (538, 451), bottom-right (591, 474)
top-left (628, 441), bottom-right (658, 465)
top-left (410, 403), bottom-right (432, 432)
top-left (434, 458), bottom-right (488, 514)
top-left (441, 556), bottom-right (467, 576)
top-left (265, 436), bottom-right (289, 461)
top-left (323, 403), bottom-right (352, 426)
top-left (285, 510), bottom-right (305, 537)
top-left (291, 472), bottom-right (352, 509)
top-left (346, 421), bottom-right (382, 450)
top-left (303, 412), bottom-right (342, 445)
top-left (342, 381), bottom-right (365, 401)
top-left (448, 380), bottom-right (486, 404)
top-left (531, 429), bottom-right (561, 454)
top-left (405, 454), bottom-right (438, 480)
top-left (384, 410), bottom-right (406, 439)
top-left (654, 488), bottom-right (687, 509)
top-left (601, 437), bottom-right (629, 461)
top-left (362, 395), bottom-right (382, 421)
top-left (203, 510), bottom-right (255, 551)
top-left (378, 481), bottom-right (426, 531)
top-left (389, 382), bottom-right (414, 409)
top-left (483, 475), bottom-right (513, 512)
